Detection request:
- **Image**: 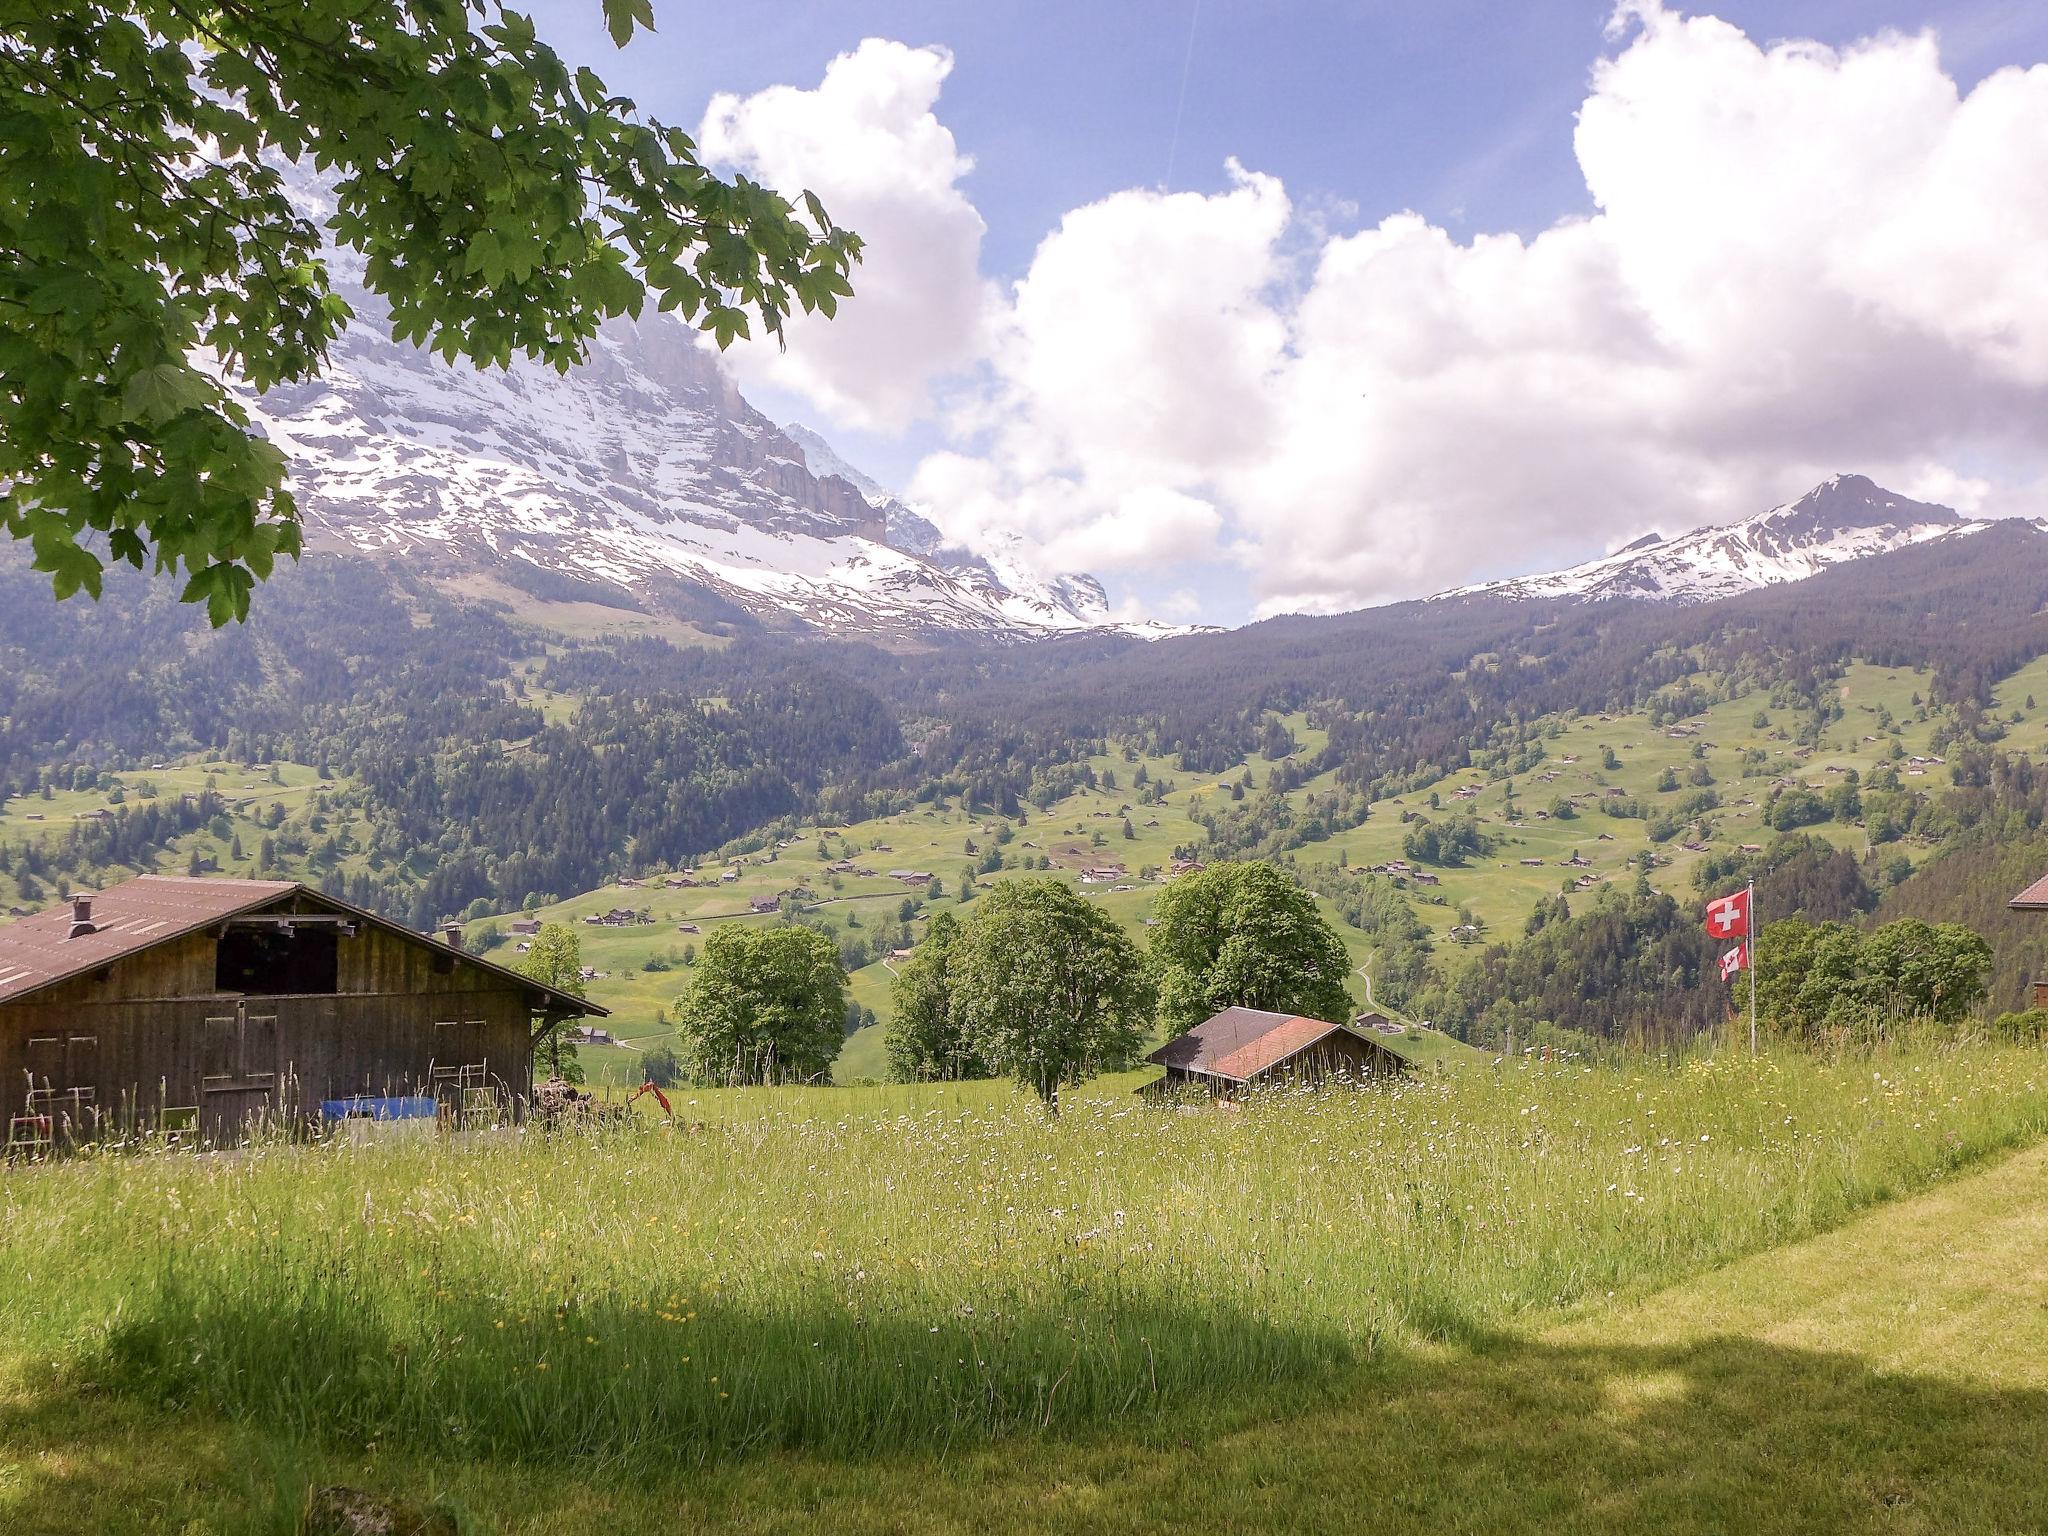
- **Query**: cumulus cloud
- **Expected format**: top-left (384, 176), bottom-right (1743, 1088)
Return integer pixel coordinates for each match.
top-left (942, 5), bottom-right (2048, 612)
top-left (717, 8), bottom-right (2048, 614)
top-left (698, 39), bottom-right (995, 431)
top-left (903, 163), bottom-right (1286, 575)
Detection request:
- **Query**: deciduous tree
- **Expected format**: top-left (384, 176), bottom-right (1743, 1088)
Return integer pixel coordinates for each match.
top-left (1, 0), bottom-right (859, 619)
top-left (673, 924), bottom-right (844, 1085)
top-left (950, 878), bottom-right (1154, 1112)
top-left (1149, 861), bottom-right (1354, 1036)
top-left (882, 909), bottom-right (988, 1082)
top-left (516, 921), bottom-right (586, 1083)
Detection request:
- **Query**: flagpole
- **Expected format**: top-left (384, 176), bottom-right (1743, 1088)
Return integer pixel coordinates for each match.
top-left (1748, 877), bottom-right (1758, 1055)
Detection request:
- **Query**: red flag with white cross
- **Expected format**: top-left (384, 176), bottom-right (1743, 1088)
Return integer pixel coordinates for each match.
top-left (1719, 942), bottom-right (1749, 982)
top-left (1705, 888), bottom-right (1751, 941)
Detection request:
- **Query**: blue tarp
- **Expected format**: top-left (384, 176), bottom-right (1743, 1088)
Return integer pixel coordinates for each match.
top-left (321, 1095), bottom-right (436, 1121)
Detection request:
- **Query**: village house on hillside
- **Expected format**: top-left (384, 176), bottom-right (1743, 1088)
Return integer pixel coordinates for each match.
top-left (0, 876), bottom-right (601, 1150)
top-left (1143, 1006), bottom-right (1411, 1100)
top-left (2008, 874), bottom-right (2048, 1008)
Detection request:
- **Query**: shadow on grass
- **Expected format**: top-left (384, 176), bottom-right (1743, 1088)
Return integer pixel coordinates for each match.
top-left (75, 1270), bottom-right (1358, 1466)
top-left (8, 1327), bottom-right (2048, 1533)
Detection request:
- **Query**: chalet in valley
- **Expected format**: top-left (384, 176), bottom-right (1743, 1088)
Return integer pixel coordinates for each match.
top-left (1, 875), bottom-right (602, 1150)
top-left (2008, 873), bottom-right (2048, 1007)
top-left (1143, 1006), bottom-right (1411, 1099)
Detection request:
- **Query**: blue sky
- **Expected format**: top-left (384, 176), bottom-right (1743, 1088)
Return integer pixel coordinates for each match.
top-left (523, 1), bottom-right (2048, 622)
top-left (539, 1), bottom-right (2044, 261)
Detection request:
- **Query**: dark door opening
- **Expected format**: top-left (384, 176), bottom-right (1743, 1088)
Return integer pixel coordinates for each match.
top-left (216, 925), bottom-right (339, 995)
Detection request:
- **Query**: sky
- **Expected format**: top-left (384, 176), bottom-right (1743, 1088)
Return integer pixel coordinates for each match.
top-left (527, 0), bottom-right (2048, 625)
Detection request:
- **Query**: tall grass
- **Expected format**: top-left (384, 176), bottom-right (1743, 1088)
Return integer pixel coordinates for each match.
top-left (3, 1044), bottom-right (2043, 1464)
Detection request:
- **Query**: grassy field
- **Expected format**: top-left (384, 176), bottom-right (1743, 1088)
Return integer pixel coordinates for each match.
top-left (1, 1042), bottom-right (2043, 1533)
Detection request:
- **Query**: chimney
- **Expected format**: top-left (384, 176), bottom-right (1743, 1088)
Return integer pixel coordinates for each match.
top-left (67, 893), bottom-right (96, 940)
top-left (442, 924), bottom-right (464, 950)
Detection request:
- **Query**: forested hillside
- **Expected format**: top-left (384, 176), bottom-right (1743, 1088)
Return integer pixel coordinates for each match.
top-left (8, 522), bottom-right (2048, 1040)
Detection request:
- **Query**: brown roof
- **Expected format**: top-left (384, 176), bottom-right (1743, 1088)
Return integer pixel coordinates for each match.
top-left (1147, 1006), bottom-right (1362, 1083)
top-left (2012, 874), bottom-right (2048, 910)
top-left (0, 876), bottom-right (296, 1004)
top-left (0, 874), bottom-right (602, 1015)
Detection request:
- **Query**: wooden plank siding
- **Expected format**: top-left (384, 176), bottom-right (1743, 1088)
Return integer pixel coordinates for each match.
top-left (2, 889), bottom-right (553, 1143)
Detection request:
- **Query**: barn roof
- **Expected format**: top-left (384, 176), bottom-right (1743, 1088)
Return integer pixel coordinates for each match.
top-left (2011, 873), bottom-right (2048, 910)
top-left (1146, 1006), bottom-right (1386, 1084)
top-left (0, 875), bottom-right (602, 1016)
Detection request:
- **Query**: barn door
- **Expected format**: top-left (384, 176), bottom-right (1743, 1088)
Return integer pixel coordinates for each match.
top-left (200, 1003), bottom-right (280, 1139)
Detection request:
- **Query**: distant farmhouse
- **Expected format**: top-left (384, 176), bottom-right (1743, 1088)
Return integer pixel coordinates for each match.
top-left (1143, 1007), bottom-right (1411, 1099)
top-left (2008, 874), bottom-right (2048, 1008)
top-left (0, 876), bottom-right (601, 1150)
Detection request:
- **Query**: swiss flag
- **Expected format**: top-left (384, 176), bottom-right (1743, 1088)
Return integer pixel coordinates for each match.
top-left (1719, 942), bottom-right (1750, 982)
top-left (1705, 889), bottom-right (1751, 940)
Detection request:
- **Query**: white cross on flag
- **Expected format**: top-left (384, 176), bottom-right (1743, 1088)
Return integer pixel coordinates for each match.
top-left (1705, 889), bottom-right (1751, 940)
top-left (1719, 942), bottom-right (1750, 982)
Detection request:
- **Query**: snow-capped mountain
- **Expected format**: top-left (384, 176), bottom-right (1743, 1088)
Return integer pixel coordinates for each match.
top-left (777, 423), bottom-right (1133, 633)
top-left (1441, 475), bottom-right (1992, 605)
top-left (224, 213), bottom-right (1121, 640)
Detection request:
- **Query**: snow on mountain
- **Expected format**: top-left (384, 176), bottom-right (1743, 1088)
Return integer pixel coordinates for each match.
top-left (1440, 475), bottom-right (1991, 605)
top-left (223, 239), bottom-right (1126, 640)
top-left (777, 423), bottom-right (1210, 639)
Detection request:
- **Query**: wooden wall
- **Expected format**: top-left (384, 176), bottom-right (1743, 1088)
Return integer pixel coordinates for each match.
top-left (1, 893), bottom-right (541, 1142)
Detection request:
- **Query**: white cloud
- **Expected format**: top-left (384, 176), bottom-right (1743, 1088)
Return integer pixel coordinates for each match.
top-left (724, 8), bottom-right (2048, 615)
top-left (907, 164), bottom-right (1286, 574)
top-left (698, 39), bottom-right (995, 431)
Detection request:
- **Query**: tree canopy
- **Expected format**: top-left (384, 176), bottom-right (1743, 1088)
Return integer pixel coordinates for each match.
top-left (0, 0), bottom-right (859, 620)
top-left (515, 920), bottom-right (586, 1082)
top-left (672, 923), bottom-right (845, 1086)
top-left (949, 878), bottom-right (1154, 1111)
top-left (1742, 916), bottom-right (1992, 1043)
top-left (1149, 861), bottom-right (1354, 1036)
top-left (882, 909), bottom-right (990, 1083)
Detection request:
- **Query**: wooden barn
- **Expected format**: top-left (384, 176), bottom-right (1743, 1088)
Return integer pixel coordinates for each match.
top-left (0, 875), bottom-right (603, 1149)
top-left (2009, 873), bottom-right (2048, 1007)
top-left (1142, 1006), bottom-right (1411, 1099)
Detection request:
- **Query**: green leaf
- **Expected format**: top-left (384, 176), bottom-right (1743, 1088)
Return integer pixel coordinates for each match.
top-left (600, 0), bottom-right (656, 46)
top-left (26, 270), bottom-right (103, 317)
top-left (120, 363), bottom-right (211, 425)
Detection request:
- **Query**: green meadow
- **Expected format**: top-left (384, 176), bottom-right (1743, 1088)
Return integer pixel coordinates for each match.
top-left (2, 1041), bottom-right (2046, 1532)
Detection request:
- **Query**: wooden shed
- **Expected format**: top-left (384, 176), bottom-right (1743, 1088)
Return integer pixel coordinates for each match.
top-left (0, 875), bottom-right (602, 1149)
top-left (2008, 873), bottom-right (2048, 1008)
top-left (1141, 1006), bottom-right (1410, 1099)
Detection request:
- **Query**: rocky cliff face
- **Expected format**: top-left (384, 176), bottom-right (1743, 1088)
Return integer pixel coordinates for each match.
top-left (226, 241), bottom-right (1116, 640)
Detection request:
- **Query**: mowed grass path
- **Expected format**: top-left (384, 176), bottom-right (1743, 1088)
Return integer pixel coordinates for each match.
top-left (3, 1046), bottom-right (2048, 1532)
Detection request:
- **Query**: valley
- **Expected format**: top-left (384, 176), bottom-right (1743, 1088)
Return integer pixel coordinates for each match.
top-left (12, 8), bottom-right (2048, 1534)
top-left (480, 648), bottom-right (2048, 1086)
top-left (13, 498), bottom-right (2048, 1078)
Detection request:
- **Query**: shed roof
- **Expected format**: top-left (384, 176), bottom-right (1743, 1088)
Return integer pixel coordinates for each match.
top-left (1147, 1006), bottom-right (1379, 1084)
top-left (2011, 873), bottom-right (2048, 910)
top-left (0, 875), bottom-right (602, 1016)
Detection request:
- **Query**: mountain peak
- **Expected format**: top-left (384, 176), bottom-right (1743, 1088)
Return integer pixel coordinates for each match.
top-left (1440, 476), bottom-right (1985, 606)
top-left (224, 272), bottom-right (1129, 640)
top-left (1766, 474), bottom-right (1962, 539)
